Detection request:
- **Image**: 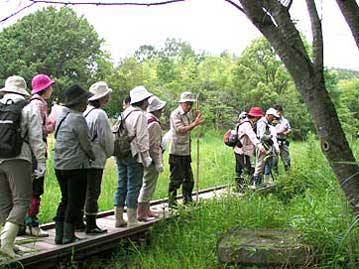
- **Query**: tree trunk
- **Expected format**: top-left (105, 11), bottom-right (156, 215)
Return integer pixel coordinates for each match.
top-left (336, 0), bottom-right (359, 50)
top-left (236, 0), bottom-right (359, 215)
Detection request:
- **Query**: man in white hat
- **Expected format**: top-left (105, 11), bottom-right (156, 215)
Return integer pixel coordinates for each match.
top-left (252, 107), bottom-right (280, 188)
top-left (114, 85), bottom-right (153, 227)
top-left (137, 96), bottom-right (167, 221)
top-left (0, 75), bottom-right (46, 257)
top-left (81, 81), bottom-right (114, 234)
top-left (168, 91), bottom-right (204, 207)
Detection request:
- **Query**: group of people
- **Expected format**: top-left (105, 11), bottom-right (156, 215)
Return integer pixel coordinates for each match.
top-left (0, 74), bottom-right (203, 258)
top-left (232, 105), bottom-right (291, 191)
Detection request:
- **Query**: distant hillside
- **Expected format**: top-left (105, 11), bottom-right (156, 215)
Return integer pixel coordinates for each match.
top-left (329, 68), bottom-right (359, 80)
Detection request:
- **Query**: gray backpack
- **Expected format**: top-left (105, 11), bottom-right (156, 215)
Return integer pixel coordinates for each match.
top-left (112, 111), bottom-right (134, 158)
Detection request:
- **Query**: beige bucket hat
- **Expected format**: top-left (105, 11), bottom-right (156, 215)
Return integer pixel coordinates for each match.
top-left (179, 91), bottom-right (196, 103)
top-left (147, 96), bottom-right (167, 113)
top-left (0, 75), bottom-right (30, 96)
top-left (88, 81), bottom-right (112, 101)
top-left (130, 86), bottom-right (153, 104)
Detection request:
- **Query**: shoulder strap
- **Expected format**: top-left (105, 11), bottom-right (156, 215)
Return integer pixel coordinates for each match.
top-left (84, 107), bottom-right (96, 118)
top-left (148, 115), bottom-right (159, 125)
top-left (30, 97), bottom-right (47, 126)
top-left (55, 112), bottom-right (70, 139)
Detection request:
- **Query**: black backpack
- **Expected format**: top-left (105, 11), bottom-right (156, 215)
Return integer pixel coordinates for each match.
top-left (0, 99), bottom-right (29, 158)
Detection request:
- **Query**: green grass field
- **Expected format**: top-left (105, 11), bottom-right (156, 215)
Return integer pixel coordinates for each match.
top-left (40, 131), bottom-right (359, 268)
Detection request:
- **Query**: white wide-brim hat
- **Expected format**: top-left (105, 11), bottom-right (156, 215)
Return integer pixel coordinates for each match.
top-left (179, 91), bottom-right (196, 103)
top-left (147, 96), bottom-right (167, 113)
top-left (0, 75), bottom-right (29, 96)
top-left (88, 81), bottom-right (112, 101)
top-left (266, 107), bottom-right (280, 118)
top-left (130, 86), bottom-right (153, 104)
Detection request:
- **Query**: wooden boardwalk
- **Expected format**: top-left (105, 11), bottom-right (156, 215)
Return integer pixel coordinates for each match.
top-left (0, 186), bottom-right (226, 269)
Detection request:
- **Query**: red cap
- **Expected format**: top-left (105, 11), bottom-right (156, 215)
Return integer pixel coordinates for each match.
top-left (248, 107), bottom-right (263, 118)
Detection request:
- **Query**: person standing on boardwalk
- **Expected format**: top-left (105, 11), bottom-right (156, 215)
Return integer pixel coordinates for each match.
top-left (137, 96), bottom-right (166, 221)
top-left (233, 107), bottom-right (266, 191)
top-left (113, 86), bottom-right (153, 227)
top-left (83, 82), bottom-right (114, 234)
top-left (273, 104), bottom-right (291, 172)
top-left (22, 74), bottom-right (55, 238)
top-left (53, 84), bottom-right (95, 244)
top-left (168, 92), bottom-right (204, 208)
top-left (0, 76), bottom-right (46, 257)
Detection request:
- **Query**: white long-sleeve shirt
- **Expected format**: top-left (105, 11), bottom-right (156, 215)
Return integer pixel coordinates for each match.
top-left (83, 105), bottom-right (114, 169)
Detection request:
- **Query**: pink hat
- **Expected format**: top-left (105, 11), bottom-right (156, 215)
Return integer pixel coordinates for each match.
top-left (248, 107), bottom-right (264, 118)
top-left (31, 74), bottom-right (55, 94)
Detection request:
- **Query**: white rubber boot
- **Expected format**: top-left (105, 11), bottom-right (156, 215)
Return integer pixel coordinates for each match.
top-left (127, 208), bottom-right (144, 227)
top-left (114, 207), bottom-right (127, 228)
top-left (0, 222), bottom-right (19, 258)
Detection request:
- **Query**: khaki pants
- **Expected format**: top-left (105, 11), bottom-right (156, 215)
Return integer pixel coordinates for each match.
top-left (0, 160), bottom-right (32, 225)
top-left (138, 163), bottom-right (159, 203)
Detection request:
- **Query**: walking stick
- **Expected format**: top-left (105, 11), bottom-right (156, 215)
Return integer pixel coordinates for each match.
top-left (195, 93), bottom-right (201, 204)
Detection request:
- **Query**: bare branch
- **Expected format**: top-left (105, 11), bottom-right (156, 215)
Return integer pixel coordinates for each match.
top-left (305, 0), bottom-right (323, 70)
top-left (28, 0), bottom-right (185, 6)
top-left (0, 2), bottom-right (36, 24)
top-left (223, 0), bottom-right (245, 14)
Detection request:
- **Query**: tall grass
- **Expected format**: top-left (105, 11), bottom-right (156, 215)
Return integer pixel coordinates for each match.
top-left (88, 134), bottom-right (359, 269)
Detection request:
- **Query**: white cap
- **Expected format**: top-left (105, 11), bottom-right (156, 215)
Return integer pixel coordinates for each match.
top-left (88, 81), bottom-right (112, 101)
top-left (0, 75), bottom-right (29, 96)
top-left (266, 107), bottom-right (280, 118)
top-left (147, 96), bottom-right (167, 113)
top-left (130, 86), bottom-right (153, 104)
top-left (179, 91), bottom-right (196, 103)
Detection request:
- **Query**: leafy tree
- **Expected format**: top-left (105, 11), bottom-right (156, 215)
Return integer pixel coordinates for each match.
top-left (235, 0), bottom-right (359, 215)
top-left (0, 6), bottom-right (109, 101)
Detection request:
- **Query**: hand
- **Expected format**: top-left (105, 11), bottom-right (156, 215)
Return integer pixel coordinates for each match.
top-left (143, 156), bottom-right (153, 168)
top-left (257, 144), bottom-right (267, 155)
top-left (155, 164), bottom-right (164, 173)
top-left (194, 112), bottom-right (204, 126)
top-left (34, 162), bottom-right (46, 179)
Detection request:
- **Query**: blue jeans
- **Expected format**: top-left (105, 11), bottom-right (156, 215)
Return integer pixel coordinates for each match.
top-left (114, 155), bottom-right (144, 209)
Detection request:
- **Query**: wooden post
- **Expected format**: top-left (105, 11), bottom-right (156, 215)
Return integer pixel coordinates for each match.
top-left (195, 93), bottom-right (200, 203)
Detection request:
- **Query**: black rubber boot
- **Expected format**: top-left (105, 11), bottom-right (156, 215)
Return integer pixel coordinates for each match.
top-left (63, 223), bottom-right (77, 244)
top-left (54, 221), bottom-right (64, 245)
top-left (85, 215), bottom-right (107, 235)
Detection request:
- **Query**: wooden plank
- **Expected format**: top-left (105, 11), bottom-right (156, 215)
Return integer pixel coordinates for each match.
top-left (0, 186), bottom-right (227, 268)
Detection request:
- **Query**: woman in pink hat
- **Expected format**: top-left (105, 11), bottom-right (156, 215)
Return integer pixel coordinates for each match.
top-left (233, 107), bottom-right (266, 191)
top-left (22, 74), bottom-right (55, 237)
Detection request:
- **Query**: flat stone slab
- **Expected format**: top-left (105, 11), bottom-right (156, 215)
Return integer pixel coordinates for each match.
top-left (218, 228), bottom-right (312, 268)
